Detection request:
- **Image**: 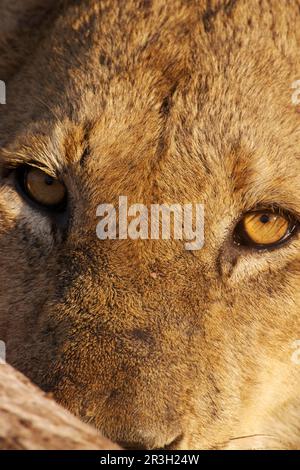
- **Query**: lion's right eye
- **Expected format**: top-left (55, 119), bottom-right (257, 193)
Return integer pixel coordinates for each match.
top-left (16, 166), bottom-right (67, 211)
top-left (234, 209), bottom-right (297, 249)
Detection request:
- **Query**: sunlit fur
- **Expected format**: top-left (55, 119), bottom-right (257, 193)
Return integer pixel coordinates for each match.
top-left (0, 0), bottom-right (300, 449)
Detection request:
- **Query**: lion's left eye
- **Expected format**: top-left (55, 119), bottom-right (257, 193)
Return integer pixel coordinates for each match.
top-left (16, 166), bottom-right (67, 211)
top-left (234, 210), bottom-right (297, 248)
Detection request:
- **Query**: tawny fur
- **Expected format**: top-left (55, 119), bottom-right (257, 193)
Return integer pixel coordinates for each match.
top-left (0, 0), bottom-right (300, 449)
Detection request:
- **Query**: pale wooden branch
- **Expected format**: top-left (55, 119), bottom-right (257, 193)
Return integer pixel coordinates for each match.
top-left (0, 363), bottom-right (119, 450)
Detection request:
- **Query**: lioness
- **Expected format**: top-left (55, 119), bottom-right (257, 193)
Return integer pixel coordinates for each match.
top-left (0, 0), bottom-right (300, 450)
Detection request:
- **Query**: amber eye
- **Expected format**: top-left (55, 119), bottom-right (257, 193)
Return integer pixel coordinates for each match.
top-left (17, 166), bottom-right (67, 210)
top-left (235, 210), bottom-right (296, 248)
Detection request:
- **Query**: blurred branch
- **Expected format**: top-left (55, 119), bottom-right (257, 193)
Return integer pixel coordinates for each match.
top-left (0, 363), bottom-right (119, 450)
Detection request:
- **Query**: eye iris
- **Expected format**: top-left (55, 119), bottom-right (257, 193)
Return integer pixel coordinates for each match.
top-left (242, 212), bottom-right (290, 246)
top-left (24, 168), bottom-right (66, 208)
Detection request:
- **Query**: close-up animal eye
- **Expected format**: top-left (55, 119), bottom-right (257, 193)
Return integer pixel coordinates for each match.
top-left (234, 210), bottom-right (297, 249)
top-left (16, 166), bottom-right (67, 211)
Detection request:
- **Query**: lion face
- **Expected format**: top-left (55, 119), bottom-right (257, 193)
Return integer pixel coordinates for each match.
top-left (0, 0), bottom-right (300, 449)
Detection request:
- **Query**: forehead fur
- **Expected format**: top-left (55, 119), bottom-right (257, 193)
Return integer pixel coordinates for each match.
top-left (1, 0), bottom-right (300, 220)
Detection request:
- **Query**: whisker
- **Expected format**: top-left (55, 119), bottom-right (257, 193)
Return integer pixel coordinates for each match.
top-left (229, 433), bottom-right (274, 441)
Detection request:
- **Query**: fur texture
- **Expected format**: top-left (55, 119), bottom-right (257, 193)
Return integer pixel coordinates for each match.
top-left (0, 0), bottom-right (300, 449)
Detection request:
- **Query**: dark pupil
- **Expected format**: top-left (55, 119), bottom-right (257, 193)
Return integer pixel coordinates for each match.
top-left (260, 214), bottom-right (270, 224)
top-left (44, 175), bottom-right (54, 186)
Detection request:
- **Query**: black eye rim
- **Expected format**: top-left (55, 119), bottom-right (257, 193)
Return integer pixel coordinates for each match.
top-left (233, 209), bottom-right (298, 251)
top-left (15, 165), bottom-right (68, 213)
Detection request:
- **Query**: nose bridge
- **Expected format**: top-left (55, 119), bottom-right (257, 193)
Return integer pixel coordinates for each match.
top-left (75, 170), bottom-right (205, 262)
top-left (69, 167), bottom-right (209, 274)
top-left (56, 233), bottom-right (209, 339)
top-left (52, 245), bottom-right (196, 450)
